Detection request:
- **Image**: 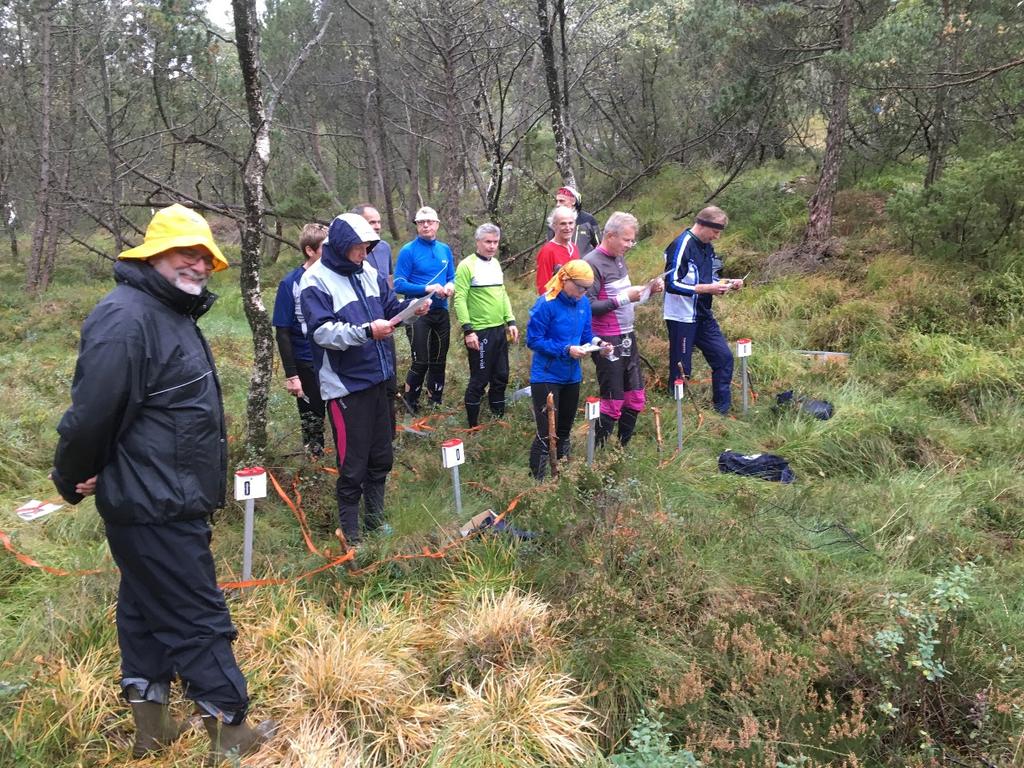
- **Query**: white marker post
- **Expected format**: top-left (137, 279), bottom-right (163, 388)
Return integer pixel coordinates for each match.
top-left (441, 439), bottom-right (466, 519)
top-left (585, 397), bottom-right (600, 465)
top-left (233, 467), bottom-right (267, 582)
top-left (673, 378), bottom-right (685, 451)
top-left (736, 338), bottom-right (753, 415)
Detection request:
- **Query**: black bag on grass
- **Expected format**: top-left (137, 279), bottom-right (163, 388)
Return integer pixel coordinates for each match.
top-left (718, 450), bottom-right (796, 483)
top-left (775, 390), bottom-right (834, 420)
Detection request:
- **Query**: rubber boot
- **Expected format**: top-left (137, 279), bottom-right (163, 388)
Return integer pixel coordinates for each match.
top-left (618, 408), bottom-right (639, 447)
top-left (465, 401), bottom-right (481, 428)
top-left (363, 481), bottom-right (387, 534)
top-left (126, 686), bottom-right (186, 758)
top-left (202, 714), bottom-right (278, 767)
top-left (556, 435), bottom-right (571, 462)
top-left (529, 438), bottom-right (547, 481)
top-left (595, 414), bottom-right (616, 448)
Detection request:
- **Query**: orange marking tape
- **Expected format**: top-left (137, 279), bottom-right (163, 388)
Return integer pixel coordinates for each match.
top-left (219, 551), bottom-right (353, 589)
top-left (657, 449), bottom-right (680, 469)
top-left (2, 471), bottom-right (540, 589)
top-left (0, 529), bottom-right (105, 577)
top-left (267, 469), bottom-right (330, 559)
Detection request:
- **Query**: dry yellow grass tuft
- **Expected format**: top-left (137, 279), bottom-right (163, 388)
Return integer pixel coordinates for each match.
top-left (439, 588), bottom-right (557, 678)
top-left (5, 648), bottom-right (125, 762)
top-left (247, 713), bottom-right (364, 768)
top-left (438, 665), bottom-right (600, 767)
top-left (282, 610), bottom-right (442, 765)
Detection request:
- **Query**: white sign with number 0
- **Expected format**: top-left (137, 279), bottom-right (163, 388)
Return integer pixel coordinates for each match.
top-left (441, 440), bottom-right (465, 468)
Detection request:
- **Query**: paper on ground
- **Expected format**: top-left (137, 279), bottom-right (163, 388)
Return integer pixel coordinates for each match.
top-left (389, 295), bottom-right (432, 325)
top-left (16, 499), bottom-right (63, 522)
top-left (510, 386), bottom-right (532, 403)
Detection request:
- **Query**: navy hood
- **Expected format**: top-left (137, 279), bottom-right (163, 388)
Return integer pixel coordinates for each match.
top-left (322, 213), bottom-right (380, 275)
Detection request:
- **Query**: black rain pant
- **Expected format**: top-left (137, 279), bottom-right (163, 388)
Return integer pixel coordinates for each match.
top-left (105, 518), bottom-right (249, 724)
top-left (464, 326), bottom-right (509, 427)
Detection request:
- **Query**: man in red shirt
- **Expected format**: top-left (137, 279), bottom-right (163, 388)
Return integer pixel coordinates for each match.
top-left (535, 205), bottom-right (579, 294)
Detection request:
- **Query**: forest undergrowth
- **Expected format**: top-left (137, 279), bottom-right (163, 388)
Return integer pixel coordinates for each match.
top-left (1, 163), bottom-right (1022, 767)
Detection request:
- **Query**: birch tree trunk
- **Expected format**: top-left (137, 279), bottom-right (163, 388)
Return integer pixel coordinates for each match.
top-left (232, 0), bottom-right (273, 458)
top-left (439, 48), bottom-right (464, 259)
top-left (924, 0), bottom-right (956, 189)
top-left (0, 141), bottom-right (17, 263)
top-left (367, 9), bottom-right (399, 241)
top-left (98, 7), bottom-right (124, 253)
top-left (40, 0), bottom-right (81, 291)
top-left (537, 0), bottom-right (576, 187)
top-left (405, 113), bottom-right (421, 222)
top-left (26, 0), bottom-right (52, 293)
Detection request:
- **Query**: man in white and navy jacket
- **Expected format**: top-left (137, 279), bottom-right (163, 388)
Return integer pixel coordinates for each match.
top-left (300, 213), bottom-right (428, 546)
top-left (662, 206), bottom-right (743, 414)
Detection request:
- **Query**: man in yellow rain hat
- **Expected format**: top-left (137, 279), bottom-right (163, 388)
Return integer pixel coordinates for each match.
top-left (51, 204), bottom-right (276, 765)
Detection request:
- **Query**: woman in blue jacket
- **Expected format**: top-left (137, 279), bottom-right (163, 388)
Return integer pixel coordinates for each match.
top-left (526, 260), bottom-right (610, 479)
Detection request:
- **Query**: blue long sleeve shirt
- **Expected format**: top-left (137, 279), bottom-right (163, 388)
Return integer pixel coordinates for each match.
top-left (393, 236), bottom-right (455, 310)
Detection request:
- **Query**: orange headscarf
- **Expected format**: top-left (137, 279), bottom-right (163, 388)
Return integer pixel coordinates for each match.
top-left (543, 259), bottom-right (594, 300)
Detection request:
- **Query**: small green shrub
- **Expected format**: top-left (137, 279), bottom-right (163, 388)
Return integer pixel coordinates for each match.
top-left (870, 564), bottom-right (977, 690)
top-left (611, 711), bottom-right (702, 768)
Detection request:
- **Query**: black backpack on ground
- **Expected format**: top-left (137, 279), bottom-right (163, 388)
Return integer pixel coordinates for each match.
top-left (775, 390), bottom-right (834, 420)
top-left (718, 450), bottom-right (796, 483)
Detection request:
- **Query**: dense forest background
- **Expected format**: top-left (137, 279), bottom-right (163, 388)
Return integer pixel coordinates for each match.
top-left (3, 0), bottom-right (1022, 277)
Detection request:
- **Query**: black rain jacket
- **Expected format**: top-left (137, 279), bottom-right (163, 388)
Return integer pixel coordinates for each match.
top-left (51, 260), bottom-right (227, 524)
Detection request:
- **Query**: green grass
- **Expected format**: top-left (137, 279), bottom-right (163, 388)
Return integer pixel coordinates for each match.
top-left (2, 163), bottom-right (1023, 766)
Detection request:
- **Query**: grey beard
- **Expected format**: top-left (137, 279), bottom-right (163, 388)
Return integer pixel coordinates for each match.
top-left (173, 272), bottom-right (208, 295)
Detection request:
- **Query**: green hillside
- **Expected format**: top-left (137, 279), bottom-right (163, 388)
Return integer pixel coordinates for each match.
top-left (1, 162), bottom-right (1023, 767)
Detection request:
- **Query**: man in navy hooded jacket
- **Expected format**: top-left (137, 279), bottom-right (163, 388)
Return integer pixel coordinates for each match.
top-left (300, 213), bottom-right (428, 546)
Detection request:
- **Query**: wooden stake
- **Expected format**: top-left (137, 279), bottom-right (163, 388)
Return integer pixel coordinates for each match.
top-left (547, 392), bottom-right (558, 477)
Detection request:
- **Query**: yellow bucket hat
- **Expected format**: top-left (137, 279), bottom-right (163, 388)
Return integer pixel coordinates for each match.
top-left (119, 204), bottom-right (229, 272)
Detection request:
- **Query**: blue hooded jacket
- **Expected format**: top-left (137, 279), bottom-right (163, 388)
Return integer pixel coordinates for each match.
top-left (300, 214), bottom-right (408, 400)
top-left (526, 290), bottom-right (594, 385)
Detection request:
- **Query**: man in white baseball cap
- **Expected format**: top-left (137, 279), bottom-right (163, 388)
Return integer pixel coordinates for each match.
top-left (393, 205), bottom-right (456, 414)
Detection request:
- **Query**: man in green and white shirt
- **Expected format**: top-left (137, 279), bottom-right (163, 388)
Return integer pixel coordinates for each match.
top-left (453, 223), bottom-right (519, 427)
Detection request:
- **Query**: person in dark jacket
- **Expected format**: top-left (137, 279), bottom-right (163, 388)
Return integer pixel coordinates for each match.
top-left (50, 204), bottom-right (276, 765)
top-left (300, 213), bottom-right (429, 547)
top-left (662, 205), bottom-right (743, 414)
top-left (545, 185), bottom-right (600, 254)
top-left (272, 222), bottom-right (327, 456)
top-left (526, 260), bottom-right (611, 479)
top-left (351, 203), bottom-right (400, 437)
